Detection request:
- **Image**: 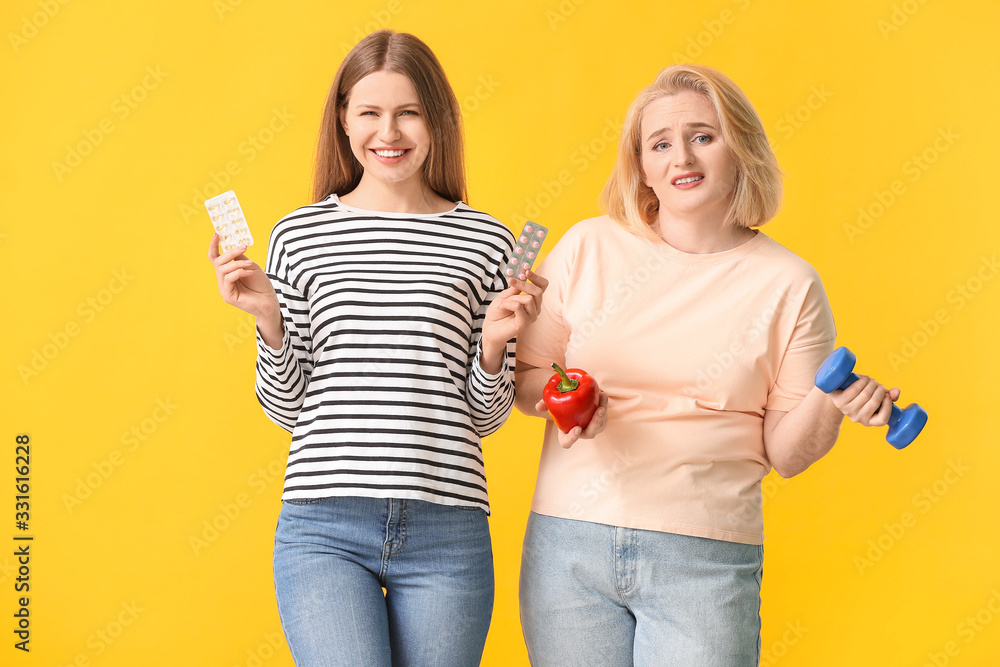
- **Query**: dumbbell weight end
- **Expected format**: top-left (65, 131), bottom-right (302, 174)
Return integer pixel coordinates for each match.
top-left (815, 346), bottom-right (927, 449)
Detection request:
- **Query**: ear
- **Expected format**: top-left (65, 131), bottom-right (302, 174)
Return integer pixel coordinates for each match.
top-left (338, 107), bottom-right (349, 136)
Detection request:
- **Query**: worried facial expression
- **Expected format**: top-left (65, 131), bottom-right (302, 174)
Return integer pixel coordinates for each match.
top-left (640, 90), bottom-right (738, 222)
top-left (340, 70), bottom-right (432, 188)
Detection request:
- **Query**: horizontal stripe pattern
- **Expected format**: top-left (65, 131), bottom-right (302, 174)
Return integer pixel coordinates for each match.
top-left (254, 196), bottom-right (515, 511)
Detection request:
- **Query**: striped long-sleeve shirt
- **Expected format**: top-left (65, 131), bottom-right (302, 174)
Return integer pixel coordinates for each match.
top-left (254, 195), bottom-right (516, 512)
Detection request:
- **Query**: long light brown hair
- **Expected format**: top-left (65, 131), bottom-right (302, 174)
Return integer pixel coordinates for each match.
top-left (601, 64), bottom-right (782, 241)
top-left (312, 30), bottom-right (467, 204)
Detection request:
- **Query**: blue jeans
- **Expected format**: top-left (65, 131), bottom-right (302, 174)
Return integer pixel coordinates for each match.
top-left (519, 512), bottom-right (762, 666)
top-left (273, 496), bottom-right (494, 666)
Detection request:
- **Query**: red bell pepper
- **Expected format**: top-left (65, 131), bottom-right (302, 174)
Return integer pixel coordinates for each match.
top-left (542, 363), bottom-right (600, 433)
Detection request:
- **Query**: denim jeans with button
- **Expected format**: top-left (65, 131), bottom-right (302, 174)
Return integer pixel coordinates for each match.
top-left (520, 512), bottom-right (763, 666)
top-left (273, 496), bottom-right (494, 666)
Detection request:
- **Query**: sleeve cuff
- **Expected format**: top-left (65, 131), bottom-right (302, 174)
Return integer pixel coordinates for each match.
top-left (256, 323), bottom-right (290, 359)
top-left (471, 340), bottom-right (508, 383)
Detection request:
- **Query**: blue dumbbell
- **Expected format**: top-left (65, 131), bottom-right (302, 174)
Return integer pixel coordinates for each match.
top-left (815, 347), bottom-right (927, 449)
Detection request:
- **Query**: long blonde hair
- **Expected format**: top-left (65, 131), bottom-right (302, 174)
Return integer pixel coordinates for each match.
top-left (312, 30), bottom-right (467, 204)
top-left (601, 64), bottom-right (782, 241)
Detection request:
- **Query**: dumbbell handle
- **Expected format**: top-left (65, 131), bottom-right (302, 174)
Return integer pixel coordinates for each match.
top-left (830, 369), bottom-right (904, 423)
top-left (831, 370), bottom-right (861, 391)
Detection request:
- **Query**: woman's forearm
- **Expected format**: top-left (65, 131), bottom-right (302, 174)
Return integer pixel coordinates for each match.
top-left (256, 305), bottom-right (285, 351)
top-left (763, 387), bottom-right (845, 478)
top-left (479, 339), bottom-right (506, 375)
top-left (514, 364), bottom-right (554, 420)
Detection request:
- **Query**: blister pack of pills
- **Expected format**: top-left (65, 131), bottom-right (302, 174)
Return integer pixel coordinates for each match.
top-left (205, 190), bottom-right (253, 253)
top-left (505, 221), bottom-right (548, 280)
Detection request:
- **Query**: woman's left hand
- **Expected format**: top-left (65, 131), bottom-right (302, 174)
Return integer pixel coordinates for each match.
top-left (535, 391), bottom-right (609, 448)
top-left (482, 270), bottom-right (549, 348)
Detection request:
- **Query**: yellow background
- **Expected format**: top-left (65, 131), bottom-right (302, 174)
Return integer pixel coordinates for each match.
top-left (3, 0), bottom-right (999, 665)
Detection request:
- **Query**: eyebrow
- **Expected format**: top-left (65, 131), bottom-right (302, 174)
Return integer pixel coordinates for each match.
top-left (645, 122), bottom-right (718, 143)
top-left (354, 102), bottom-right (421, 111)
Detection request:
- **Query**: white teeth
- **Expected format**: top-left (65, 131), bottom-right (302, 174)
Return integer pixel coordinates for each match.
top-left (675, 175), bottom-right (703, 185)
top-left (374, 149), bottom-right (406, 157)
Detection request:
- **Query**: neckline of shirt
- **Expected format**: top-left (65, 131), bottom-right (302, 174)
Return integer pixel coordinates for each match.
top-left (633, 226), bottom-right (769, 266)
top-left (328, 194), bottom-right (464, 218)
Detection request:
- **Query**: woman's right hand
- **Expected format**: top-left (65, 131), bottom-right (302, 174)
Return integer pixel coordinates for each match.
top-left (534, 391), bottom-right (609, 449)
top-left (828, 374), bottom-right (901, 428)
top-left (207, 234), bottom-right (280, 320)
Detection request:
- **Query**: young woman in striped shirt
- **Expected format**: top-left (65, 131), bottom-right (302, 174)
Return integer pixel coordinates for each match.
top-left (208, 30), bottom-right (546, 666)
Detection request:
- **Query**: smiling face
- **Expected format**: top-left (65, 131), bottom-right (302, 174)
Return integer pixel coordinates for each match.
top-left (339, 70), bottom-right (432, 190)
top-left (640, 90), bottom-right (738, 224)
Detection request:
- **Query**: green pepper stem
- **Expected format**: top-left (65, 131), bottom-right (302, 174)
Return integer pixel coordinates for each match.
top-left (551, 363), bottom-right (579, 393)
